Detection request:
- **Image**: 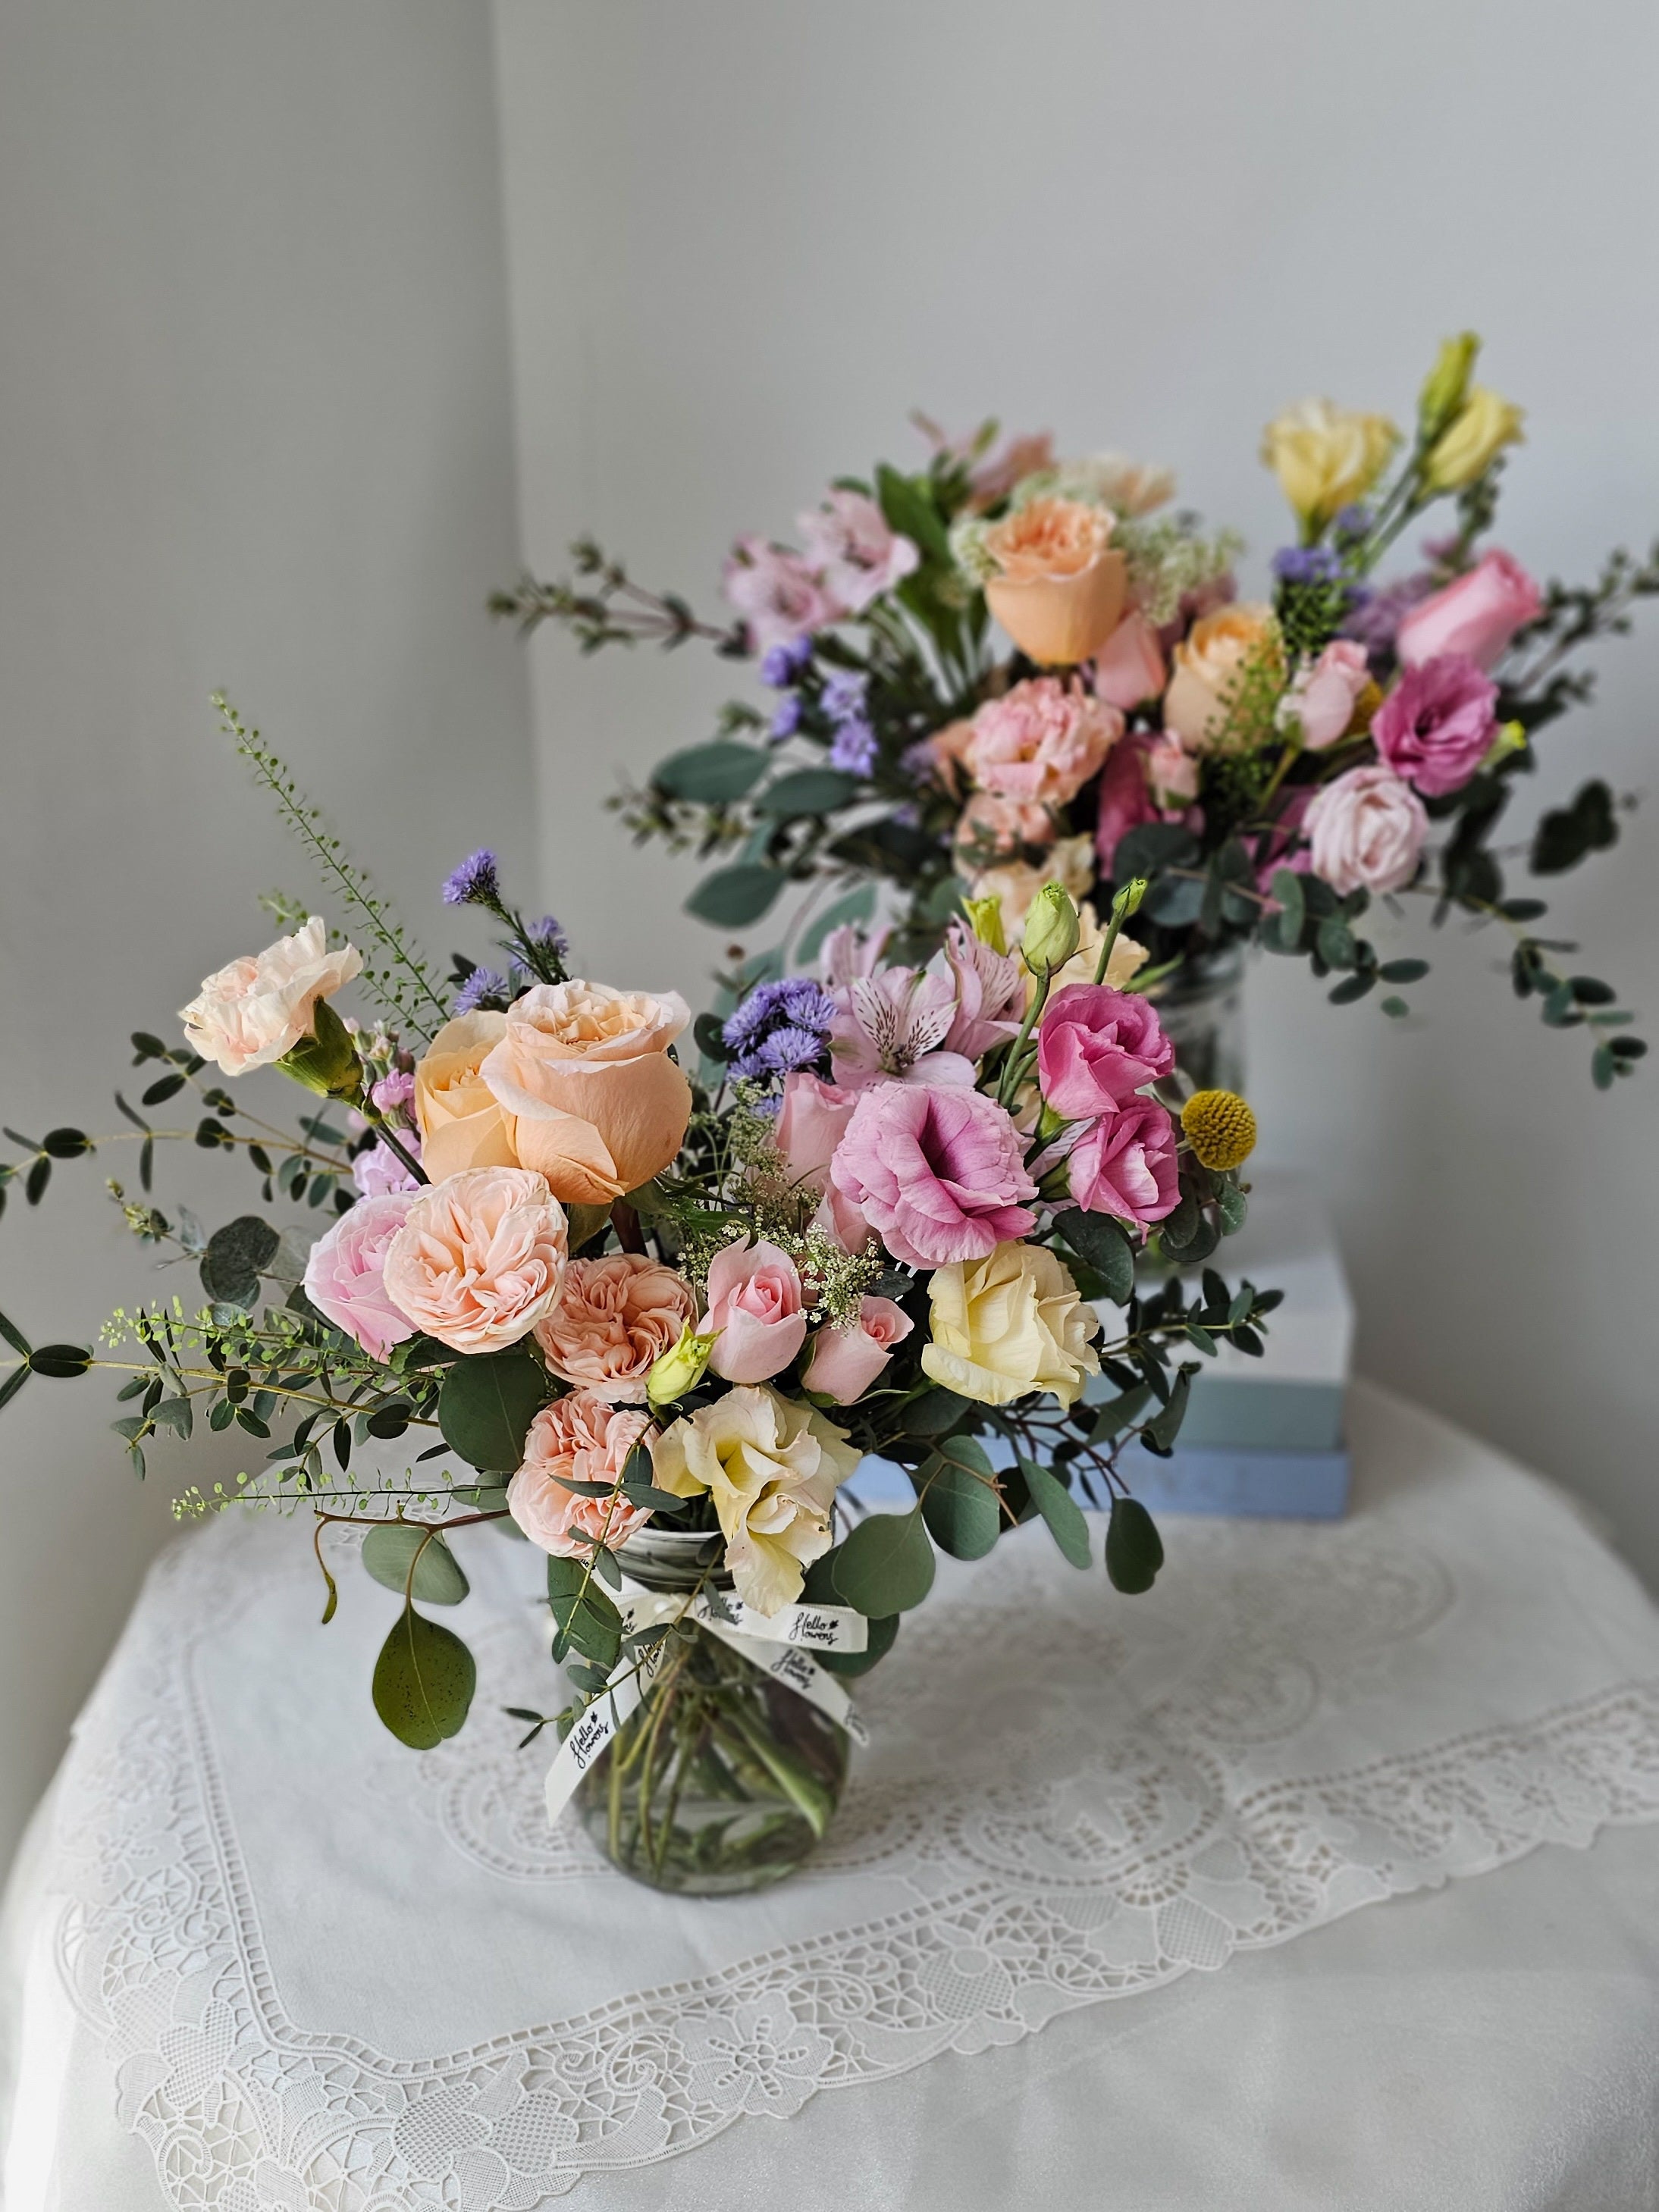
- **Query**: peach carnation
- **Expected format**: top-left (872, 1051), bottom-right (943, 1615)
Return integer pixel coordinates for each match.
top-left (533, 1252), bottom-right (698, 1402)
top-left (383, 1165), bottom-right (568, 1355)
top-left (180, 916), bottom-right (362, 1077)
top-left (507, 1393), bottom-right (653, 1558)
top-left (965, 678), bottom-right (1122, 810)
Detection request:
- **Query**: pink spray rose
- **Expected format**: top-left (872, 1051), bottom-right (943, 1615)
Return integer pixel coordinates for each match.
top-left (1395, 549), bottom-right (1541, 672)
top-left (382, 1165), bottom-right (568, 1355)
top-left (1037, 984), bottom-right (1174, 1118)
top-left (802, 1295), bottom-right (914, 1405)
top-left (1093, 734), bottom-right (1158, 875)
top-left (1068, 1096), bottom-right (1181, 1227)
top-left (773, 1071), bottom-right (870, 1255)
top-left (533, 1252), bottom-right (698, 1402)
top-left (965, 677), bottom-right (1122, 809)
top-left (1303, 764), bottom-right (1428, 896)
top-left (797, 490), bottom-right (919, 613)
top-left (507, 1394), bottom-right (653, 1558)
top-left (829, 1083), bottom-right (1036, 1269)
top-left (1278, 638), bottom-right (1372, 750)
top-left (303, 1189), bottom-right (420, 1361)
top-left (722, 535), bottom-right (845, 651)
top-left (704, 1239), bottom-right (809, 1384)
top-left (1371, 653), bottom-right (1497, 797)
top-left (1144, 732), bottom-right (1200, 808)
top-left (1092, 608), bottom-right (1167, 712)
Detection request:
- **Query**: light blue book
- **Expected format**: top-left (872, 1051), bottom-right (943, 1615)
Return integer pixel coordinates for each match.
top-left (846, 1439), bottom-right (1350, 1521)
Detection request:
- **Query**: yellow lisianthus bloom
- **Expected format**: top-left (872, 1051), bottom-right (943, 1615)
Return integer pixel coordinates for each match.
top-left (922, 1242), bottom-right (1101, 1411)
top-left (1261, 397), bottom-right (1400, 532)
top-left (1422, 387), bottom-right (1525, 493)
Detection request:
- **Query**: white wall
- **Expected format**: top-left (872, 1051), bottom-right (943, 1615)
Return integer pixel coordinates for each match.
top-left (494, 0), bottom-right (1659, 1571)
top-left (0, 2), bottom-right (531, 1866)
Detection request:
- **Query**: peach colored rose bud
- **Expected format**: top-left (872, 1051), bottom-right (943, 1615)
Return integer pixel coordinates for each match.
top-left (413, 1012), bottom-right (517, 1183)
top-left (382, 1165), bottom-right (568, 1355)
top-left (180, 916), bottom-right (362, 1077)
top-left (1092, 609), bottom-right (1166, 712)
top-left (982, 497), bottom-right (1127, 666)
top-left (1162, 605), bottom-right (1284, 750)
top-left (802, 1296), bottom-right (914, 1405)
top-left (481, 981), bottom-right (692, 1208)
top-left (1277, 638), bottom-right (1372, 750)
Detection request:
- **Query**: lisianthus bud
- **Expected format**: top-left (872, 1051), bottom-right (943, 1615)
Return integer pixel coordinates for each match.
top-left (961, 894), bottom-right (1008, 954)
top-left (1423, 387), bottom-right (1524, 493)
top-left (278, 998), bottom-right (364, 1101)
top-left (1021, 882), bottom-right (1081, 976)
top-left (1482, 719), bottom-right (1528, 772)
top-left (646, 1323), bottom-right (718, 1408)
top-left (1418, 332), bottom-right (1480, 442)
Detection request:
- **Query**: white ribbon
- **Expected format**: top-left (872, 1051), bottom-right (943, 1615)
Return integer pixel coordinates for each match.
top-left (543, 1581), bottom-right (868, 1827)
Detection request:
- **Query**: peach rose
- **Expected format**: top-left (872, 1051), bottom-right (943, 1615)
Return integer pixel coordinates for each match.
top-left (180, 916), bottom-right (362, 1077)
top-left (507, 1393), bottom-right (653, 1558)
top-left (704, 1239), bottom-right (808, 1384)
top-left (481, 980), bottom-right (692, 1207)
top-left (982, 497), bottom-right (1128, 666)
top-left (383, 1164), bottom-right (568, 1354)
top-left (412, 1011), bottom-right (516, 1183)
top-left (533, 1252), bottom-right (698, 1402)
top-left (1163, 604), bottom-right (1284, 750)
top-left (802, 1295), bottom-right (914, 1405)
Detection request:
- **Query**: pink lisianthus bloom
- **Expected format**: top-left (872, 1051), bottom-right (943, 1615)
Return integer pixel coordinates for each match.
top-left (1094, 733), bottom-right (1159, 874)
top-left (303, 1190), bottom-right (421, 1361)
top-left (965, 677), bottom-right (1123, 809)
top-left (722, 534), bottom-right (845, 651)
top-left (802, 1295), bottom-right (914, 1405)
top-left (1303, 764), bottom-right (1428, 896)
top-left (1037, 984), bottom-right (1174, 1118)
top-left (1068, 1096), bottom-right (1180, 1227)
top-left (704, 1239), bottom-right (808, 1384)
top-left (533, 1252), bottom-right (698, 1402)
top-left (507, 1394), bottom-right (654, 1559)
top-left (1395, 549), bottom-right (1541, 672)
top-left (1371, 653), bottom-right (1497, 797)
top-left (1278, 638), bottom-right (1371, 750)
top-left (935, 920), bottom-right (1027, 1062)
top-left (1144, 732), bottom-right (1200, 808)
top-left (828, 966), bottom-right (976, 1091)
top-left (830, 1083), bottom-right (1036, 1268)
top-left (773, 1071), bottom-right (870, 1255)
top-left (797, 489), bottom-right (919, 613)
top-left (351, 1135), bottom-right (422, 1198)
top-left (1091, 609), bottom-right (1167, 713)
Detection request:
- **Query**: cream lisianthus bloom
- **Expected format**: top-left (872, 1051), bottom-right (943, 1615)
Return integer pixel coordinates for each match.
top-left (922, 1242), bottom-right (1101, 1411)
top-left (1422, 387), bottom-right (1525, 493)
top-left (1260, 397), bottom-right (1399, 531)
top-left (650, 1384), bottom-right (861, 1616)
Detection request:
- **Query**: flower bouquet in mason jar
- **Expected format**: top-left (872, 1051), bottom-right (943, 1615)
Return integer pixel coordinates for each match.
top-left (0, 710), bottom-right (1275, 1895)
top-left (499, 331), bottom-right (1649, 1092)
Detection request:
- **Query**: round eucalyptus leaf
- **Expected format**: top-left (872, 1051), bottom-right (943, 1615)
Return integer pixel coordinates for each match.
top-left (830, 1507), bottom-right (936, 1615)
top-left (438, 1351), bottom-right (547, 1474)
top-left (361, 1523), bottom-right (470, 1606)
top-left (372, 1606), bottom-right (477, 1749)
top-left (1105, 1496), bottom-right (1165, 1594)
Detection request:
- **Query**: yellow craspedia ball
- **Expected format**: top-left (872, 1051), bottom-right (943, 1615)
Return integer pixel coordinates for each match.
top-left (1181, 1089), bottom-right (1257, 1173)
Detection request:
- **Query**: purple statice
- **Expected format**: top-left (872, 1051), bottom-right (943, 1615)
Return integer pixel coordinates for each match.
top-left (829, 717), bottom-right (879, 775)
top-left (721, 976), bottom-right (836, 1080)
top-left (1272, 544), bottom-right (1344, 586)
top-left (821, 668), bottom-right (870, 722)
top-left (453, 964), bottom-right (508, 1014)
top-left (441, 848), bottom-right (500, 907)
top-left (523, 913), bottom-right (568, 958)
top-left (770, 692), bottom-right (803, 741)
top-left (761, 636), bottom-right (814, 687)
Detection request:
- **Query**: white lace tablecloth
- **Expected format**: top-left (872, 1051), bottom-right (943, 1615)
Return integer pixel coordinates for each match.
top-left (4, 1381), bottom-right (1658, 2211)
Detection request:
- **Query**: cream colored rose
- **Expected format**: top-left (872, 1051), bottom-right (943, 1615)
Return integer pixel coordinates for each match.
top-left (1260, 397), bottom-right (1398, 530)
top-left (922, 1242), bottom-right (1101, 1411)
top-left (179, 916), bottom-right (362, 1077)
top-left (481, 980), bottom-right (693, 1208)
top-left (1422, 387), bottom-right (1525, 492)
top-left (412, 1011), bottom-right (516, 1183)
top-left (382, 1164), bottom-right (568, 1355)
top-left (649, 1383), bottom-right (861, 1615)
top-left (969, 835), bottom-right (1096, 939)
top-left (982, 497), bottom-right (1128, 666)
top-left (1163, 604), bottom-right (1284, 751)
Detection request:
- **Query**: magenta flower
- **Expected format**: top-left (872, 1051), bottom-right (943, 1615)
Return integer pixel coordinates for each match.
top-left (830, 1083), bottom-right (1037, 1268)
top-left (1371, 653), bottom-right (1497, 797)
top-left (1067, 1097), bottom-right (1180, 1227)
top-left (1037, 985), bottom-right (1174, 1120)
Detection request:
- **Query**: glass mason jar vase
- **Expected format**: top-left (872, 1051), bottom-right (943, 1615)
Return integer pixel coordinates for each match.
top-left (573, 1524), bottom-right (851, 1896)
top-left (1147, 944), bottom-right (1247, 1095)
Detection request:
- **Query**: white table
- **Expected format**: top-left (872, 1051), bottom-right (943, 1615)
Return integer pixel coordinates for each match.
top-left (3, 1383), bottom-right (1657, 2211)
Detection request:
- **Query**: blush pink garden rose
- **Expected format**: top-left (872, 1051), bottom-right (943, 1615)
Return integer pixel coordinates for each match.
top-left (382, 1165), bottom-right (569, 1355)
top-left (1303, 764), bottom-right (1429, 896)
top-left (303, 1189), bottom-right (420, 1361)
top-left (1093, 733), bottom-right (1159, 874)
top-left (829, 1083), bottom-right (1036, 1269)
top-left (981, 497), bottom-right (1128, 666)
top-left (1278, 638), bottom-right (1372, 750)
top-left (797, 490), bottom-right (919, 613)
top-left (722, 535), bottom-right (845, 651)
top-left (507, 1394), bottom-right (653, 1559)
top-left (802, 1296), bottom-right (914, 1405)
top-left (1395, 549), bottom-right (1541, 671)
top-left (533, 1252), bottom-right (698, 1402)
top-left (1370, 653), bottom-right (1497, 797)
top-left (1091, 609), bottom-right (1167, 713)
top-left (704, 1239), bottom-right (808, 1384)
top-left (1067, 1096), bottom-right (1181, 1226)
top-left (1037, 984), bottom-right (1174, 1118)
top-left (180, 916), bottom-right (362, 1077)
top-left (964, 678), bottom-right (1122, 810)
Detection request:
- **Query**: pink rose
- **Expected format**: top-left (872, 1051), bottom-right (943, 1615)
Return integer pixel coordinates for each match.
top-left (180, 916), bottom-right (362, 1077)
top-left (1395, 550), bottom-right (1541, 672)
top-left (1371, 653), bottom-right (1497, 797)
top-left (303, 1190), bottom-right (420, 1361)
top-left (382, 1165), bottom-right (568, 1355)
top-left (1037, 984), bottom-right (1174, 1118)
top-left (1144, 732), bottom-right (1200, 807)
top-left (802, 1295), bottom-right (914, 1405)
top-left (1280, 638), bottom-right (1372, 750)
top-left (1303, 765), bottom-right (1428, 896)
top-left (1068, 1096), bottom-right (1180, 1226)
top-left (508, 1394), bottom-right (653, 1558)
top-left (965, 677), bottom-right (1122, 810)
top-left (704, 1239), bottom-right (808, 1383)
top-left (797, 490), bottom-right (919, 613)
top-left (830, 1084), bottom-right (1036, 1269)
top-left (774, 1071), bottom-right (870, 1254)
top-left (351, 1136), bottom-right (422, 1198)
top-left (722, 535), bottom-right (845, 651)
top-left (1091, 609), bottom-right (1167, 713)
top-left (1093, 733), bottom-right (1158, 875)
top-left (534, 1252), bottom-right (698, 1401)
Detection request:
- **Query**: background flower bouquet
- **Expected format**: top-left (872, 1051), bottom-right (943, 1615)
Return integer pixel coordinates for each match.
top-left (499, 333), bottom-right (1651, 1092)
top-left (0, 713), bottom-right (1275, 1894)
